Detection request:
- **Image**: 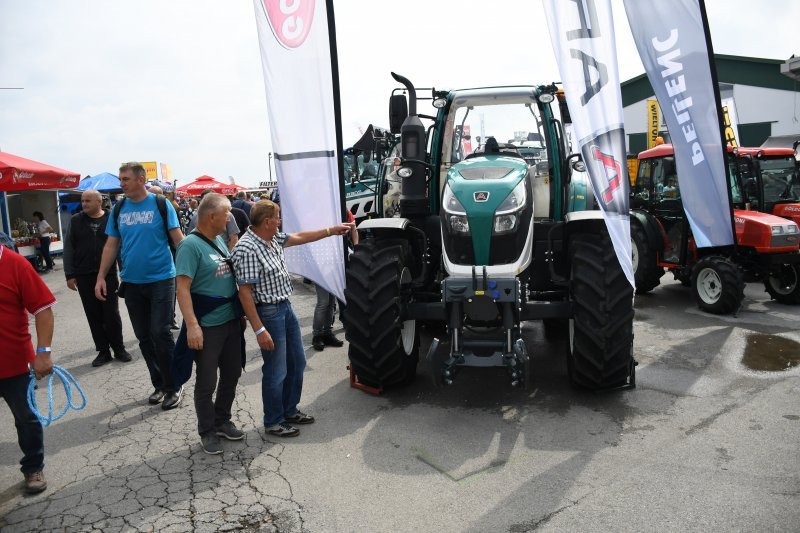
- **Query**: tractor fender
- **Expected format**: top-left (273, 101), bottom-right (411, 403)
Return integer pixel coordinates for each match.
top-left (563, 210), bottom-right (607, 237)
top-left (629, 210), bottom-right (664, 252)
top-left (357, 217), bottom-right (427, 280)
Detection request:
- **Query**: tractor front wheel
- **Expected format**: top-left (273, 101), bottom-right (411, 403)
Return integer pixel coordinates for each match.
top-left (343, 239), bottom-right (419, 388)
top-left (568, 232), bottom-right (635, 390)
top-left (690, 256), bottom-right (744, 314)
top-left (765, 263), bottom-right (800, 304)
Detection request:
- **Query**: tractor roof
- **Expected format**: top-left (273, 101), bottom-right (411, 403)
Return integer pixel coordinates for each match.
top-left (638, 143), bottom-right (796, 160)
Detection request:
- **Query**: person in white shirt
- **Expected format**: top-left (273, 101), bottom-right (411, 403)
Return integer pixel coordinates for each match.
top-left (32, 211), bottom-right (54, 272)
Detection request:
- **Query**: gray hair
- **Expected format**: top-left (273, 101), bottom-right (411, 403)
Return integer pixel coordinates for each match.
top-left (236, 191), bottom-right (247, 200)
top-left (197, 192), bottom-right (230, 220)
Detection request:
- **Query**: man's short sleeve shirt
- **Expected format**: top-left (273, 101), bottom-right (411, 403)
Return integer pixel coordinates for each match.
top-left (175, 234), bottom-right (237, 327)
top-left (106, 193), bottom-right (178, 283)
top-left (231, 229), bottom-right (292, 303)
top-left (0, 247), bottom-right (56, 378)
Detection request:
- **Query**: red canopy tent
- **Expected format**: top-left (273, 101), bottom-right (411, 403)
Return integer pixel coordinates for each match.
top-left (0, 151), bottom-right (80, 191)
top-left (177, 175), bottom-right (246, 196)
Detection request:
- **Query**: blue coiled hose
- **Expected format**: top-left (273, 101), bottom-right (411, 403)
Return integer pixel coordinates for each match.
top-left (26, 365), bottom-right (87, 427)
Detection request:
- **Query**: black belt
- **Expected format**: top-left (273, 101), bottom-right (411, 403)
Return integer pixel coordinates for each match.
top-left (255, 300), bottom-right (288, 307)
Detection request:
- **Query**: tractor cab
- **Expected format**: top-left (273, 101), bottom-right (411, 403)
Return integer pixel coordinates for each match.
top-left (729, 147), bottom-right (800, 225)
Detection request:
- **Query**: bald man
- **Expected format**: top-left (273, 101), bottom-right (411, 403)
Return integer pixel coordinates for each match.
top-left (64, 190), bottom-right (131, 367)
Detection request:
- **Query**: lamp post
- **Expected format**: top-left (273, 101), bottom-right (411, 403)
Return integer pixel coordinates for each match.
top-left (268, 152), bottom-right (273, 183)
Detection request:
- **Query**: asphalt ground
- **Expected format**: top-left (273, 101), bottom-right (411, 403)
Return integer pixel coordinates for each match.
top-left (1, 258), bottom-right (799, 532)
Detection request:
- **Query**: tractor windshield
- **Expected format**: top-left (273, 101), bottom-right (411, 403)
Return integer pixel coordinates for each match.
top-left (760, 156), bottom-right (799, 202)
top-left (447, 103), bottom-right (544, 165)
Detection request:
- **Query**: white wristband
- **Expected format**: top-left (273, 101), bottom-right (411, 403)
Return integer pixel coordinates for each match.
top-left (254, 326), bottom-right (266, 336)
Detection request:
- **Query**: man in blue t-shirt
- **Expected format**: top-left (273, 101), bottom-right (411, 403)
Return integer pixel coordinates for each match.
top-left (95, 162), bottom-right (185, 409)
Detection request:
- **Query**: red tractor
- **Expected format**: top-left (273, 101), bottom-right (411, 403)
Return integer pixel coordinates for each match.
top-left (630, 144), bottom-right (800, 314)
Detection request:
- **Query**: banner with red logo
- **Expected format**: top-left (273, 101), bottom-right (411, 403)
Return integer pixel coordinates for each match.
top-left (623, 0), bottom-right (734, 248)
top-left (252, 0), bottom-right (346, 300)
top-left (543, 0), bottom-right (633, 287)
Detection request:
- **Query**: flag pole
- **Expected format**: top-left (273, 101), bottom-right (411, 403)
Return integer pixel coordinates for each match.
top-left (698, 0), bottom-right (737, 248)
top-left (325, 0), bottom-right (347, 226)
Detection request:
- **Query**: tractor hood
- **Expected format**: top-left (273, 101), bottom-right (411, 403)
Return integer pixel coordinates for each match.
top-left (733, 208), bottom-right (800, 252)
top-left (442, 154), bottom-right (531, 266)
top-left (772, 202), bottom-right (800, 227)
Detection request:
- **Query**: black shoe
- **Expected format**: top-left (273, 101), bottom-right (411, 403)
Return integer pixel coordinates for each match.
top-left (321, 331), bottom-right (344, 347)
top-left (312, 335), bottom-right (325, 351)
top-left (148, 389), bottom-right (166, 405)
top-left (113, 347), bottom-right (132, 362)
top-left (216, 421), bottom-right (245, 441)
top-left (162, 386), bottom-right (184, 410)
top-left (200, 434), bottom-right (223, 455)
top-left (91, 350), bottom-right (113, 367)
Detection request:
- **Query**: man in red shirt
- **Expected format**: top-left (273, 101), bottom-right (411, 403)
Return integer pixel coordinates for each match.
top-left (0, 245), bottom-right (56, 493)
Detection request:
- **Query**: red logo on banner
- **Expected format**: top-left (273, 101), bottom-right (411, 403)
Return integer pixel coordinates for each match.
top-left (262, 0), bottom-right (315, 49)
top-left (591, 146), bottom-right (623, 204)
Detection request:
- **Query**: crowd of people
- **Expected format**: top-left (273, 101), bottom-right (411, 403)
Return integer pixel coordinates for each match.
top-left (1, 162), bottom-right (355, 493)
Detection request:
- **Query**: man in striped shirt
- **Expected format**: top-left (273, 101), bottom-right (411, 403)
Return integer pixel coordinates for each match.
top-left (232, 200), bottom-right (353, 437)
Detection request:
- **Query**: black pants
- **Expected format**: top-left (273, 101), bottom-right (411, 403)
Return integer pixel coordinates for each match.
top-left (124, 278), bottom-right (177, 393)
top-left (76, 273), bottom-right (124, 353)
top-left (39, 236), bottom-right (53, 270)
top-left (194, 319), bottom-right (242, 436)
top-left (0, 373), bottom-right (44, 474)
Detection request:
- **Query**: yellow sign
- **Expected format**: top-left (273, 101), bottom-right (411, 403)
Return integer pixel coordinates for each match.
top-left (140, 161), bottom-right (158, 180)
top-left (646, 99), bottom-right (660, 149)
top-left (722, 105), bottom-right (738, 147)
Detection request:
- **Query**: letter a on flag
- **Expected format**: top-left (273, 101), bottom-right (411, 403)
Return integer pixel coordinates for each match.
top-left (543, 0), bottom-right (634, 287)
top-left (252, 0), bottom-right (347, 300)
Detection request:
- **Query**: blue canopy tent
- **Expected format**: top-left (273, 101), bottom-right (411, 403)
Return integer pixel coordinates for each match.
top-left (76, 172), bottom-right (121, 192)
top-left (59, 172), bottom-right (122, 217)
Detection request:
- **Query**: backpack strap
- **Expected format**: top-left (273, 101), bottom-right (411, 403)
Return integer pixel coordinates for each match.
top-left (155, 194), bottom-right (175, 252)
top-left (189, 230), bottom-right (238, 286)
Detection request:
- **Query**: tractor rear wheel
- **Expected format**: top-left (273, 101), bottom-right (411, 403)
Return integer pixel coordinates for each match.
top-left (691, 256), bottom-right (744, 314)
top-left (631, 223), bottom-right (664, 294)
top-left (568, 232), bottom-right (635, 390)
top-left (765, 263), bottom-right (800, 304)
top-left (343, 239), bottom-right (419, 388)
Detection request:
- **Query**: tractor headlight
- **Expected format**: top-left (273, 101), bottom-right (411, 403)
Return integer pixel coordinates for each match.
top-left (443, 184), bottom-right (469, 234)
top-left (493, 180), bottom-right (526, 234)
top-left (772, 224), bottom-right (798, 235)
top-left (442, 183), bottom-right (466, 215)
top-left (449, 215), bottom-right (470, 233)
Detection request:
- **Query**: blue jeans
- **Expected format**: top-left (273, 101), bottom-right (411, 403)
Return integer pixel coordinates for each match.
top-left (0, 373), bottom-right (44, 474)
top-left (124, 278), bottom-right (177, 393)
top-left (257, 301), bottom-right (306, 428)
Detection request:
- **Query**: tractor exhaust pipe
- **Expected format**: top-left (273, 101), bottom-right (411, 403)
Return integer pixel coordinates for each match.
top-left (391, 72), bottom-right (417, 116)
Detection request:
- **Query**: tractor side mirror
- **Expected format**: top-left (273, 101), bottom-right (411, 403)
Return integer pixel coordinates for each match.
top-left (389, 94), bottom-right (408, 134)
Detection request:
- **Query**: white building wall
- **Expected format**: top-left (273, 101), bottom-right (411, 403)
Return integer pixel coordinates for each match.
top-left (623, 84), bottom-right (800, 141)
top-left (732, 85), bottom-right (800, 136)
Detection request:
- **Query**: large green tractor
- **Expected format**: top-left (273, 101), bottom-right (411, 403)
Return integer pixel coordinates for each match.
top-left (342, 74), bottom-right (635, 391)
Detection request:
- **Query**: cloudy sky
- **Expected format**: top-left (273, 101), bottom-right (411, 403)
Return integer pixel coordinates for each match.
top-left (1, 0), bottom-right (797, 188)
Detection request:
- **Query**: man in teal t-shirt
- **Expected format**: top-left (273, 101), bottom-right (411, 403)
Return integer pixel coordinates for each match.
top-left (175, 193), bottom-right (244, 455)
top-left (95, 162), bottom-right (185, 410)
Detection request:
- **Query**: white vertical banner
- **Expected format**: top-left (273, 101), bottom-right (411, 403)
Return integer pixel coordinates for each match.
top-left (623, 0), bottom-right (734, 248)
top-left (252, 0), bottom-right (345, 300)
top-left (543, 0), bottom-right (634, 287)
